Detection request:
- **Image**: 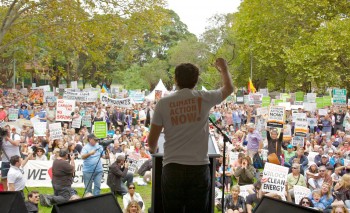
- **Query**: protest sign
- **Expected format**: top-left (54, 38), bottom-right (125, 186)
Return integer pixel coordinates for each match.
top-left (295, 117), bottom-right (308, 137)
top-left (294, 185), bottom-right (311, 205)
top-left (294, 101), bottom-right (304, 107)
top-left (292, 136), bottom-right (304, 147)
top-left (303, 103), bottom-right (317, 112)
top-left (44, 91), bottom-right (56, 103)
top-left (307, 93), bottom-right (316, 103)
top-left (307, 118), bottom-right (317, 127)
top-left (243, 95), bottom-right (250, 104)
top-left (318, 109), bottom-right (328, 116)
top-left (280, 93), bottom-right (290, 102)
top-left (323, 96), bottom-right (332, 107)
top-left (94, 121), bottom-right (107, 138)
top-left (262, 96), bottom-right (270, 107)
top-left (283, 125), bottom-right (292, 141)
top-left (81, 115), bottom-right (92, 127)
top-left (316, 97), bottom-right (324, 109)
top-left (56, 99), bottom-right (75, 121)
top-left (39, 85), bottom-right (50, 92)
top-left (128, 90), bottom-right (145, 103)
top-left (71, 81), bottom-right (78, 89)
top-left (257, 107), bottom-right (269, 116)
top-left (8, 108), bottom-right (19, 121)
top-left (295, 92), bottom-right (304, 102)
top-left (261, 163), bottom-right (289, 194)
top-left (292, 113), bottom-right (307, 122)
top-left (32, 83), bottom-right (36, 88)
top-left (229, 152), bottom-right (239, 164)
top-left (49, 123), bottom-right (63, 140)
top-left (252, 93), bottom-right (263, 105)
top-left (333, 89), bottom-right (347, 105)
top-left (63, 90), bottom-right (98, 102)
top-left (33, 122), bottom-right (47, 136)
top-left (24, 160), bottom-right (110, 188)
top-left (278, 102), bottom-right (291, 110)
top-left (267, 106), bottom-right (285, 128)
top-left (274, 99), bottom-right (283, 106)
top-left (72, 116), bottom-right (82, 129)
top-left (101, 95), bottom-right (133, 108)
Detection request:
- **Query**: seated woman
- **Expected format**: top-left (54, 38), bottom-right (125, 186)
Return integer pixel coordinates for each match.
top-left (219, 163), bottom-right (233, 193)
top-left (233, 156), bottom-right (255, 186)
top-left (334, 174), bottom-right (350, 209)
top-left (124, 200), bottom-right (142, 213)
top-left (123, 183), bottom-right (145, 212)
top-left (299, 197), bottom-right (314, 208)
top-left (224, 185), bottom-right (246, 213)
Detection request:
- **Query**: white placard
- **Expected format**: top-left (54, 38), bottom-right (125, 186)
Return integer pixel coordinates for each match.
top-left (318, 109), bottom-right (328, 116)
top-left (295, 117), bottom-right (308, 137)
top-left (267, 106), bottom-right (285, 128)
top-left (101, 95), bottom-right (134, 108)
top-left (303, 103), bottom-right (317, 112)
top-left (8, 109), bottom-right (19, 121)
top-left (71, 116), bottom-right (82, 129)
top-left (307, 93), bottom-right (316, 103)
top-left (49, 123), bottom-right (63, 140)
top-left (229, 152), bottom-right (239, 163)
top-left (257, 107), bottom-right (269, 116)
top-left (33, 122), bottom-right (47, 136)
top-left (292, 136), bottom-right (305, 147)
top-left (56, 99), bottom-right (75, 121)
top-left (63, 90), bottom-right (98, 102)
top-left (39, 85), bottom-right (51, 92)
top-left (44, 91), bottom-right (56, 103)
top-left (239, 184), bottom-right (254, 199)
top-left (81, 116), bottom-right (92, 128)
top-left (71, 81), bottom-right (78, 89)
top-left (292, 113), bottom-right (306, 122)
top-left (261, 163), bottom-right (289, 194)
top-left (294, 185), bottom-right (311, 205)
top-left (278, 102), bottom-right (291, 110)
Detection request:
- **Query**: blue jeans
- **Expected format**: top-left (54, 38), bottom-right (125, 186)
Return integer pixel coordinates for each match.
top-left (161, 163), bottom-right (211, 213)
top-left (234, 123), bottom-right (241, 131)
top-left (83, 171), bottom-right (103, 196)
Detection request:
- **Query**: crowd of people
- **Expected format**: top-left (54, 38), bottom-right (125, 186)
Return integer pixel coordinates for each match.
top-left (1, 84), bottom-right (350, 213)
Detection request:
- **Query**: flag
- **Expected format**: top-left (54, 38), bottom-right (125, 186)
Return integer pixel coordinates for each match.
top-left (248, 78), bottom-right (256, 93)
top-left (101, 84), bottom-right (109, 93)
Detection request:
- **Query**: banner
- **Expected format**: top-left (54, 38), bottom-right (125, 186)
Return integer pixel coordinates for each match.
top-left (295, 117), bottom-right (308, 137)
top-left (294, 185), bottom-right (311, 205)
top-left (8, 109), bottom-right (19, 121)
top-left (94, 121), bottom-right (107, 138)
top-left (49, 123), bottom-right (63, 140)
top-left (100, 95), bottom-right (133, 108)
top-left (34, 122), bottom-right (47, 136)
top-left (261, 162), bottom-right (289, 194)
top-left (333, 89), bottom-right (347, 105)
top-left (267, 106), bottom-right (285, 128)
top-left (72, 116), bottom-right (82, 129)
top-left (262, 97), bottom-right (271, 107)
top-left (63, 91), bottom-right (98, 102)
top-left (81, 116), bottom-right (92, 128)
top-left (292, 136), bottom-right (304, 147)
top-left (56, 99), bottom-right (75, 121)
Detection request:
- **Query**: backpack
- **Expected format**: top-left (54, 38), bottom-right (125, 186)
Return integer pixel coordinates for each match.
top-left (253, 152), bottom-right (264, 169)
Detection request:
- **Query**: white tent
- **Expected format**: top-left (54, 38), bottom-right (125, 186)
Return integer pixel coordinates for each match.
top-left (145, 79), bottom-right (169, 101)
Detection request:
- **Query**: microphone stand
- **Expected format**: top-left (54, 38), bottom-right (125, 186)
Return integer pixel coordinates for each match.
top-left (209, 117), bottom-right (231, 212)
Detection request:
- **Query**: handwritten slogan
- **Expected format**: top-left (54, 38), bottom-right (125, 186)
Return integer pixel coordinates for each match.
top-left (169, 97), bottom-right (202, 126)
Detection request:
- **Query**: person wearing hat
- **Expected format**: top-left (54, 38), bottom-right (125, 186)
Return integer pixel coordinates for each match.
top-left (0, 105), bottom-right (7, 122)
top-left (147, 58), bottom-right (233, 212)
top-left (81, 134), bottom-right (108, 196)
top-left (18, 105), bottom-right (29, 120)
top-left (283, 144), bottom-right (296, 168)
top-left (34, 146), bottom-right (48, 161)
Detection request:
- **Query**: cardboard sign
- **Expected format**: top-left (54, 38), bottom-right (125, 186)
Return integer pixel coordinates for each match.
top-left (49, 123), bottom-right (63, 140)
top-left (261, 163), bottom-right (289, 194)
top-left (81, 115), bottom-right (92, 128)
top-left (267, 106), bottom-right (285, 128)
top-left (94, 121), bottom-right (107, 139)
top-left (294, 185), bottom-right (311, 205)
top-left (72, 116), bottom-right (82, 129)
top-left (56, 99), bottom-right (75, 121)
top-left (8, 108), bottom-right (19, 121)
top-left (292, 136), bottom-right (304, 147)
top-left (100, 95), bottom-right (133, 108)
top-left (295, 117), bottom-right (308, 137)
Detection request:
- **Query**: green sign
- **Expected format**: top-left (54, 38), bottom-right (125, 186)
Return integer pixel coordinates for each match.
top-left (333, 89), bottom-right (347, 105)
top-left (262, 97), bottom-right (271, 107)
top-left (323, 96), bottom-right (332, 107)
top-left (275, 99), bottom-right (283, 106)
top-left (94, 121), bottom-right (107, 139)
top-left (295, 92), bottom-right (304, 102)
top-left (316, 97), bottom-right (324, 109)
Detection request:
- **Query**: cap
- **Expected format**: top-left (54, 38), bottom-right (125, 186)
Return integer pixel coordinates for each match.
top-left (322, 154), bottom-right (328, 158)
top-left (87, 134), bottom-right (99, 140)
top-left (287, 144), bottom-right (293, 149)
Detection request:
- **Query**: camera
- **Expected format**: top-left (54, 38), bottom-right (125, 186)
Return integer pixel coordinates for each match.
top-left (99, 139), bottom-right (114, 148)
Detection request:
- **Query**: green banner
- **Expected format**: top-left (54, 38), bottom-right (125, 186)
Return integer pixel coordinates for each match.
top-left (94, 121), bottom-right (107, 139)
top-left (316, 97), bottom-right (324, 109)
top-left (262, 97), bottom-right (271, 107)
top-left (295, 92), bottom-right (304, 102)
top-left (333, 89), bottom-right (347, 105)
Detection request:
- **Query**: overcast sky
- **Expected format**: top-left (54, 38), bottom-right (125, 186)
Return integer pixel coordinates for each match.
top-left (167, 0), bottom-right (241, 36)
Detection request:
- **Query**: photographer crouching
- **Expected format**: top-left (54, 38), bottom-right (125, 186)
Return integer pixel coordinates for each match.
top-left (39, 148), bottom-right (76, 207)
top-left (1, 125), bottom-right (21, 191)
top-left (107, 155), bottom-right (134, 196)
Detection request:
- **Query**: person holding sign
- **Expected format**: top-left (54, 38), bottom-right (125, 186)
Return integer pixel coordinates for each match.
top-left (266, 127), bottom-right (283, 165)
top-left (148, 58), bottom-right (234, 212)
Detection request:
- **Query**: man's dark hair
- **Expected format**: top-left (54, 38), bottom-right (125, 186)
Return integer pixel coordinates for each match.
top-left (28, 190), bottom-right (39, 199)
top-left (59, 148), bottom-right (69, 157)
top-left (175, 63), bottom-right (199, 89)
top-left (10, 155), bottom-right (20, 166)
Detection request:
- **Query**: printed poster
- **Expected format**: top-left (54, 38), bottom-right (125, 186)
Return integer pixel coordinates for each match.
top-left (267, 106), bottom-right (285, 128)
top-left (261, 163), bottom-right (289, 194)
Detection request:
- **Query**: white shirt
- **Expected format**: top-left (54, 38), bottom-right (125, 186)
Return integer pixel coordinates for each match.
top-left (7, 165), bottom-right (25, 191)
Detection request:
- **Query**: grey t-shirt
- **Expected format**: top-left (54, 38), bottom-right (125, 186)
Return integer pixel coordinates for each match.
top-left (1, 133), bottom-right (21, 163)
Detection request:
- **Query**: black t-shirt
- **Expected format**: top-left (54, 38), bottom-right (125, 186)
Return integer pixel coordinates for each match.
top-left (52, 159), bottom-right (74, 187)
top-left (334, 113), bottom-right (345, 125)
top-left (246, 193), bottom-right (260, 207)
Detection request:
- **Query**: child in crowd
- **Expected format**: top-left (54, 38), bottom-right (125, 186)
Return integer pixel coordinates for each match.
top-left (311, 190), bottom-right (325, 210)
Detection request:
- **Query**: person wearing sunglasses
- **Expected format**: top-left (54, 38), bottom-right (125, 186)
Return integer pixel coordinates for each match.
top-left (123, 183), bottom-right (145, 212)
top-left (25, 190), bottom-right (40, 213)
top-left (299, 197), bottom-right (314, 208)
